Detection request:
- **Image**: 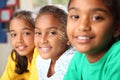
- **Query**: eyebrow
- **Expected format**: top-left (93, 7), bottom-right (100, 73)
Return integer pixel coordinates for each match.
top-left (23, 27), bottom-right (33, 30)
top-left (68, 7), bottom-right (78, 12)
top-left (9, 30), bottom-right (14, 33)
top-left (68, 7), bottom-right (110, 15)
top-left (35, 26), bottom-right (59, 31)
top-left (9, 27), bottom-right (32, 32)
top-left (47, 26), bottom-right (58, 30)
top-left (91, 8), bottom-right (110, 15)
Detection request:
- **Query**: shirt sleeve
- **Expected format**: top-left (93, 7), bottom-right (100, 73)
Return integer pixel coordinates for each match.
top-left (0, 54), bottom-right (16, 80)
top-left (64, 51), bottom-right (81, 80)
top-left (29, 48), bottom-right (39, 80)
top-left (105, 60), bottom-right (120, 79)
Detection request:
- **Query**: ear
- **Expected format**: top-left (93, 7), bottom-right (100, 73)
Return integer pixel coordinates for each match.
top-left (113, 26), bottom-right (120, 38)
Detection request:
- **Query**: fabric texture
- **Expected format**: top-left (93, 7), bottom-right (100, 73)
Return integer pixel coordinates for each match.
top-left (36, 47), bottom-right (75, 80)
top-left (64, 40), bottom-right (120, 80)
top-left (28, 48), bottom-right (39, 80)
top-left (0, 48), bottom-right (39, 80)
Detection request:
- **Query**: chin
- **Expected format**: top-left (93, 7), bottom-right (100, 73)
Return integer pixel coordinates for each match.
top-left (40, 54), bottom-right (50, 60)
top-left (18, 51), bottom-right (28, 56)
top-left (76, 47), bottom-right (87, 53)
top-left (19, 53), bottom-right (27, 56)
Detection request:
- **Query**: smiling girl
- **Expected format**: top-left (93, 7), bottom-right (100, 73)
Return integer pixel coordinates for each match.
top-left (0, 10), bottom-right (38, 80)
top-left (64, 0), bottom-right (120, 80)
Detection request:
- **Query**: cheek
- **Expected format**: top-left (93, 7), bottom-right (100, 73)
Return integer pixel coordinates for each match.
top-left (28, 37), bottom-right (34, 42)
top-left (51, 37), bottom-right (63, 47)
top-left (98, 26), bottom-right (113, 37)
top-left (67, 20), bottom-right (74, 34)
top-left (25, 36), bottom-right (34, 45)
top-left (93, 24), bottom-right (114, 43)
top-left (94, 19), bottom-right (114, 35)
top-left (67, 25), bottom-right (73, 41)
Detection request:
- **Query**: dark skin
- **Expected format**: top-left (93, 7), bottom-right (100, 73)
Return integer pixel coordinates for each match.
top-left (35, 14), bottom-right (68, 77)
top-left (67, 0), bottom-right (119, 63)
top-left (47, 60), bottom-right (56, 77)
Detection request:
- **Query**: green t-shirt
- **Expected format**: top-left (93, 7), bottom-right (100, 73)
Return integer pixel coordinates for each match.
top-left (64, 40), bottom-right (120, 80)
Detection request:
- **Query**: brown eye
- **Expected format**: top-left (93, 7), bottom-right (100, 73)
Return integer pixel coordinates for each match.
top-left (70, 15), bottom-right (79, 20)
top-left (24, 32), bottom-right (31, 36)
top-left (35, 31), bottom-right (41, 36)
top-left (92, 15), bottom-right (104, 21)
top-left (49, 31), bottom-right (57, 36)
top-left (10, 33), bottom-right (16, 38)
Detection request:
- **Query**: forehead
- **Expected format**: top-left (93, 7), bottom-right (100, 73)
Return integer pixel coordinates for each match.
top-left (9, 18), bottom-right (33, 31)
top-left (10, 18), bottom-right (29, 26)
top-left (35, 14), bottom-right (61, 30)
top-left (68, 0), bottom-right (109, 12)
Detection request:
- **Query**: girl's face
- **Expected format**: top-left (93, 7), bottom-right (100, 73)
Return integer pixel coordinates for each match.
top-left (67, 0), bottom-right (116, 55)
top-left (9, 18), bottom-right (35, 57)
top-left (35, 14), bottom-right (68, 60)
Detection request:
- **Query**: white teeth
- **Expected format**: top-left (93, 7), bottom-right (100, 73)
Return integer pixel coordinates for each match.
top-left (78, 36), bottom-right (90, 40)
top-left (41, 47), bottom-right (49, 53)
top-left (18, 46), bottom-right (25, 50)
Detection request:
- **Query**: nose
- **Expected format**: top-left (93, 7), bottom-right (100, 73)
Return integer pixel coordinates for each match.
top-left (40, 34), bottom-right (48, 43)
top-left (17, 34), bottom-right (24, 43)
top-left (78, 16), bottom-right (91, 31)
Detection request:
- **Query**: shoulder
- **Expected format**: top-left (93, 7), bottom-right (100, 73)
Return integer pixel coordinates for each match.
top-left (113, 40), bottom-right (120, 48)
top-left (108, 40), bottom-right (120, 55)
top-left (53, 47), bottom-right (76, 77)
top-left (60, 47), bottom-right (76, 58)
top-left (33, 48), bottom-right (39, 58)
top-left (36, 55), bottom-right (51, 71)
top-left (31, 48), bottom-right (39, 64)
top-left (56, 47), bottom-right (76, 65)
top-left (7, 51), bottom-right (16, 65)
top-left (36, 55), bottom-right (51, 79)
top-left (29, 48), bottom-right (39, 80)
top-left (106, 40), bottom-right (120, 64)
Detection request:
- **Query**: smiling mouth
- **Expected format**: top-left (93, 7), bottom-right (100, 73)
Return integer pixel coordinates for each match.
top-left (39, 47), bottom-right (51, 53)
top-left (16, 45), bottom-right (26, 51)
top-left (78, 36), bottom-right (90, 40)
top-left (75, 36), bottom-right (94, 43)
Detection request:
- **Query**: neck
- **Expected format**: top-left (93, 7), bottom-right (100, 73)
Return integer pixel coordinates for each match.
top-left (26, 53), bottom-right (33, 62)
top-left (47, 54), bottom-right (62, 77)
top-left (86, 40), bottom-right (114, 63)
top-left (86, 51), bottom-right (105, 63)
top-left (47, 60), bottom-right (56, 77)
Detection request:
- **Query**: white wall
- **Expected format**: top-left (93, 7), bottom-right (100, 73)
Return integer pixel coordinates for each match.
top-left (19, 0), bottom-right (33, 10)
top-left (0, 33), bottom-right (12, 77)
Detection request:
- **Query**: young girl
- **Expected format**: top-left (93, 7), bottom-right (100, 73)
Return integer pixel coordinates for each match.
top-left (34, 5), bottom-right (75, 80)
top-left (0, 10), bottom-right (38, 80)
top-left (64, 0), bottom-right (120, 80)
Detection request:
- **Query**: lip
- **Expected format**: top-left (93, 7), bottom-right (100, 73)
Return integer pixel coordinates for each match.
top-left (38, 46), bottom-right (52, 53)
top-left (74, 35), bottom-right (94, 44)
top-left (16, 45), bottom-right (27, 51)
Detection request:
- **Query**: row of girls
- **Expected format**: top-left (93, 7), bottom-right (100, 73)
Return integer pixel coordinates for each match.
top-left (1, 0), bottom-right (120, 80)
top-left (0, 4), bottom-right (75, 80)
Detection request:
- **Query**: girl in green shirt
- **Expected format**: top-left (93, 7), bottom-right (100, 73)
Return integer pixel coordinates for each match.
top-left (64, 0), bottom-right (120, 80)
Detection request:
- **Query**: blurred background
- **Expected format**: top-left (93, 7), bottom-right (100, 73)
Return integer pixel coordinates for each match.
top-left (0, 0), bottom-right (68, 76)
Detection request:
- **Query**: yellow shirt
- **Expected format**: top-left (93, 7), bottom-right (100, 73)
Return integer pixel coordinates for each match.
top-left (29, 48), bottom-right (39, 80)
top-left (0, 48), bottom-right (39, 80)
